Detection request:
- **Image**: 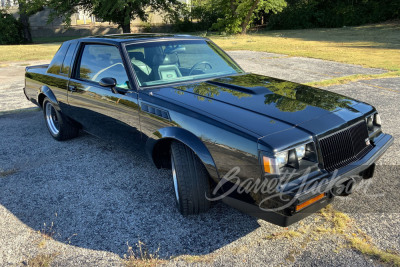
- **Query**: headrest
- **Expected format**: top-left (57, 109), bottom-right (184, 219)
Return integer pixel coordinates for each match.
top-left (151, 53), bottom-right (179, 66)
top-left (128, 52), bottom-right (145, 62)
top-left (162, 53), bottom-right (179, 65)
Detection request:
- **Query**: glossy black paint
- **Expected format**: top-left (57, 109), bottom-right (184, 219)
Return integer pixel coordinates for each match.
top-left (24, 34), bottom-right (393, 226)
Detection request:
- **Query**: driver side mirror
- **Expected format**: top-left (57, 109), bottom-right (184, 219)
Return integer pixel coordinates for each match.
top-left (99, 77), bottom-right (118, 94)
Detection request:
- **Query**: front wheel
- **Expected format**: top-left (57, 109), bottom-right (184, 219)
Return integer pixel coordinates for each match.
top-left (43, 98), bottom-right (79, 141)
top-left (170, 141), bottom-right (211, 215)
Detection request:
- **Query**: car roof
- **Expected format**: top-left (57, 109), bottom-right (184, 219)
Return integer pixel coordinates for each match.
top-left (76, 33), bottom-right (206, 45)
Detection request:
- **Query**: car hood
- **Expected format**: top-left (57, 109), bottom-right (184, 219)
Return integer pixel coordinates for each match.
top-left (151, 73), bottom-right (372, 138)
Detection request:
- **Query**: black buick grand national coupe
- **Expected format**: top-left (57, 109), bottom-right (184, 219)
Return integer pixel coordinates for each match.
top-left (24, 34), bottom-right (393, 226)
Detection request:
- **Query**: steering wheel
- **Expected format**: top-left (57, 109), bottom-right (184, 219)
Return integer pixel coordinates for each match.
top-left (188, 61), bottom-right (213, 75)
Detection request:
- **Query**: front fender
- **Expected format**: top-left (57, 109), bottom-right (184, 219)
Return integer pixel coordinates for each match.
top-left (146, 127), bottom-right (220, 181)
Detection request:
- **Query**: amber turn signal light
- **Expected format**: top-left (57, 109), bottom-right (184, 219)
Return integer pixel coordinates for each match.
top-left (295, 193), bottom-right (325, 212)
top-left (263, 156), bottom-right (273, 174)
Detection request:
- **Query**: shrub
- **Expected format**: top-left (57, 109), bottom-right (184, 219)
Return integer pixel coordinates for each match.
top-left (0, 10), bottom-right (25, 45)
top-left (268, 0), bottom-right (400, 30)
top-left (164, 2), bottom-right (217, 33)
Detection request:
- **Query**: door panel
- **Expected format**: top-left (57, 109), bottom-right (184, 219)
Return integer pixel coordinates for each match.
top-left (67, 43), bottom-right (141, 145)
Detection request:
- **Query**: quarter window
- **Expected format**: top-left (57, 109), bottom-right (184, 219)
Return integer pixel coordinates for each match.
top-left (60, 41), bottom-right (78, 76)
top-left (77, 44), bottom-right (131, 90)
top-left (47, 43), bottom-right (69, 75)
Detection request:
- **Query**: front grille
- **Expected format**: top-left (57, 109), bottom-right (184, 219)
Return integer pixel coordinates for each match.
top-left (319, 121), bottom-right (373, 172)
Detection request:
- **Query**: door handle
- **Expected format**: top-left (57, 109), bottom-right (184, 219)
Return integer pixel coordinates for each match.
top-left (68, 85), bottom-right (77, 92)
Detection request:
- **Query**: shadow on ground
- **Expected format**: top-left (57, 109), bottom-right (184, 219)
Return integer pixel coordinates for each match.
top-left (0, 111), bottom-right (260, 258)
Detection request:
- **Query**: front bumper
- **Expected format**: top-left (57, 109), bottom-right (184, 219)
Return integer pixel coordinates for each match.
top-left (222, 133), bottom-right (393, 226)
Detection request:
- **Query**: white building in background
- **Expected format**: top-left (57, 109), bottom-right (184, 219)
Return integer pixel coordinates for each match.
top-left (0, 0), bottom-right (16, 7)
top-left (74, 8), bottom-right (98, 25)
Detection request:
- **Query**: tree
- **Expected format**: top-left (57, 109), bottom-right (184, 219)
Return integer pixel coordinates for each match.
top-left (268, 0), bottom-right (400, 30)
top-left (211, 0), bottom-right (286, 34)
top-left (43, 0), bottom-right (182, 33)
top-left (14, 0), bottom-right (45, 43)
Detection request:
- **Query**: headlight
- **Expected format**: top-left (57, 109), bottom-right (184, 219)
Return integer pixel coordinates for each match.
top-left (275, 151), bottom-right (288, 169)
top-left (366, 113), bottom-right (381, 135)
top-left (367, 116), bottom-right (374, 131)
top-left (295, 145), bottom-right (306, 159)
top-left (374, 113), bottom-right (381, 126)
top-left (263, 142), bottom-right (316, 174)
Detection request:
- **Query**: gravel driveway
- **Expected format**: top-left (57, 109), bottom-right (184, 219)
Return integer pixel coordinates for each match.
top-left (0, 52), bottom-right (399, 266)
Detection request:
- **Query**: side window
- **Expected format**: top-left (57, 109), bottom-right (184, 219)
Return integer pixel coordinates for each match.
top-left (47, 43), bottom-right (69, 75)
top-left (77, 44), bottom-right (131, 90)
top-left (60, 41), bottom-right (78, 77)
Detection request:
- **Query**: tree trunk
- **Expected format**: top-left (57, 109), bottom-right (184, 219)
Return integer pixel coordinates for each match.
top-left (18, 3), bottom-right (33, 43)
top-left (19, 13), bottom-right (32, 42)
top-left (121, 22), bottom-right (131, 33)
top-left (229, 0), bottom-right (236, 16)
top-left (241, 0), bottom-right (260, 34)
top-left (121, 6), bottom-right (131, 33)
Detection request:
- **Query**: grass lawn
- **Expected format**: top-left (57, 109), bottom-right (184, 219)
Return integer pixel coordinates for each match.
top-left (32, 36), bottom-right (82, 44)
top-left (0, 43), bottom-right (61, 63)
top-left (210, 21), bottom-right (400, 71)
top-left (0, 22), bottom-right (399, 73)
top-left (0, 36), bottom-right (80, 63)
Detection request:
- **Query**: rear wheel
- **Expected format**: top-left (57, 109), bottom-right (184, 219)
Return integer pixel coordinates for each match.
top-left (170, 141), bottom-right (211, 215)
top-left (43, 98), bottom-right (78, 141)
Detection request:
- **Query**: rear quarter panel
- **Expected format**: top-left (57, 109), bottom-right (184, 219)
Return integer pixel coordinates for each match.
top-left (25, 66), bottom-right (48, 104)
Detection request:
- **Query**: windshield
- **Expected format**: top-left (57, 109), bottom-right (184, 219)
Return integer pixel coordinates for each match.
top-left (125, 39), bottom-right (244, 87)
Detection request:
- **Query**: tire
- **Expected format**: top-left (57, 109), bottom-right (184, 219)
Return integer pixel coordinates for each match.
top-left (170, 141), bottom-right (211, 215)
top-left (43, 98), bottom-right (79, 141)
